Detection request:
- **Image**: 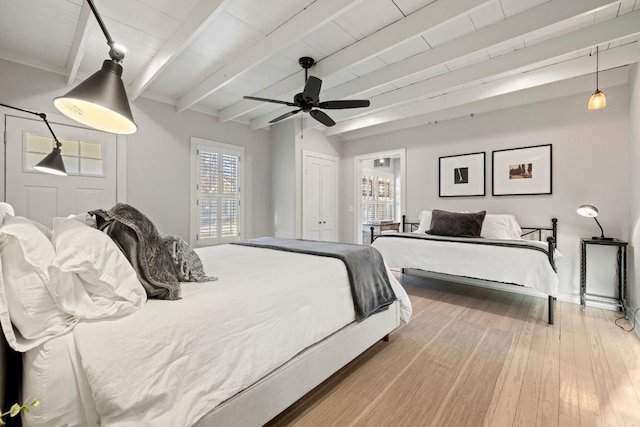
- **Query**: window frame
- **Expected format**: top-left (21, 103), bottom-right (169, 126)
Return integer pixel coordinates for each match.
top-left (190, 137), bottom-right (245, 247)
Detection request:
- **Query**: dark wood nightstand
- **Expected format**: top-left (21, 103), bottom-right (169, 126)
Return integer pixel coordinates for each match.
top-left (580, 238), bottom-right (628, 312)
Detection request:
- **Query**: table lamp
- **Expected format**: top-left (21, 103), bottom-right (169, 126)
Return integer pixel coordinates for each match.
top-left (577, 204), bottom-right (613, 240)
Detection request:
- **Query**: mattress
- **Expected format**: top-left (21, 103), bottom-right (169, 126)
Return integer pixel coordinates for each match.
top-left (23, 243), bottom-right (411, 426)
top-left (372, 234), bottom-right (560, 295)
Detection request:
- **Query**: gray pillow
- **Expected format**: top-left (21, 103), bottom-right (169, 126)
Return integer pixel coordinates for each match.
top-left (162, 235), bottom-right (217, 282)
top-left (427, 209), bottom-right (486, 238)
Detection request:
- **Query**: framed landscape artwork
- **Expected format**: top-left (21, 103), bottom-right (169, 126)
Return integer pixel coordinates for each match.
top-left (439, 152), bottom-right (486, 197)
top-left (492, 144), bottom-right (552, 196)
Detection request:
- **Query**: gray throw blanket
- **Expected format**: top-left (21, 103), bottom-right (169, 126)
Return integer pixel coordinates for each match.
top-left (232, 237), bottom-right (396, 322)
top-left (161, 235), bottom-right (217, 282)
top-left (91, 204), bottom-right (181, 300)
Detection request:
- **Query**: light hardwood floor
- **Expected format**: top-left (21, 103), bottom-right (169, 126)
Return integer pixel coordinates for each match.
top-left (268, 273), bottom-right (640, 427)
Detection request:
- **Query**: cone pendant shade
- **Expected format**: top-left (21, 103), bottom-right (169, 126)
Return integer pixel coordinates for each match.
top-left (34, 147), bottom-right (67, 176)
top-left (54, 60), bottom-right (137, 135)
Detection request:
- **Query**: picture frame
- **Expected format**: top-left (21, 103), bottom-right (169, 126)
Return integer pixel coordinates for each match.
top-left (492, 144), bottom-right (552, 196)
top-left (439, 152), bottom-right (485, 197)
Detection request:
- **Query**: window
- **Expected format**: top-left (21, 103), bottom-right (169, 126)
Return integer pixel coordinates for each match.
top-left (25, 133), bottom-right (104, 176)
top-left (361, 170), bottom-right (394, 223)
top-left (191, 138), bottom-right (244, 246)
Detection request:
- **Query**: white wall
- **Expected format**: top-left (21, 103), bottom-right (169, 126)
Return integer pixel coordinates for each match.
top-left (271, 119), bottom-right (296, 238)
top-left (629, 63), bottom-right (640, 314)
top-left (341, 85), bottom-right (630, 297)
top-left (0, 58), bottom-right (272, 240)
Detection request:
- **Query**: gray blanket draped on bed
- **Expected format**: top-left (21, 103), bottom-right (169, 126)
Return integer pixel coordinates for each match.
top-left (232, 237), bottom-right (396, 322)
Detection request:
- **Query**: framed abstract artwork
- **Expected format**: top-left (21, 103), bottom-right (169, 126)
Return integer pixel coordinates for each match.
top-left (492, 144), bottom-right (552, 196)
top-left (439, 152), bottom-right (485, 197)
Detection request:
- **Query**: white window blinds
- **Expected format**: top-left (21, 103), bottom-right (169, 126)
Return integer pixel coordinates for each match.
top-left (194, 142), bottom-right (244, 245)
top-left (361, 174), bottom-right (394, 223)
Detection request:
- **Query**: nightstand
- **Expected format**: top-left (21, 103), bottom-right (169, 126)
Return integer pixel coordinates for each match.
top-left (580, 238), bottom-right (628, 312)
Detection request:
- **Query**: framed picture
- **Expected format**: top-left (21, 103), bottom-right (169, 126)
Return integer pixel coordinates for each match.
top-left (492, 144), bottom-right (552, 196)
top-left (439, 152), bottom-right (485, 197)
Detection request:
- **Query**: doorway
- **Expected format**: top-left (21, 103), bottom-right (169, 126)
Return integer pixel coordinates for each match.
top-left (354, 149), bottom-right (406, 244)
top-left (3, 113), bottom-right (120, 227)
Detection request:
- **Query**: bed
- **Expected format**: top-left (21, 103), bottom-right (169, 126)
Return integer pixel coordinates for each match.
top-left (0, 203), bottom-right (412, 426)
top-left (371, 210), bottom-right (559, 324)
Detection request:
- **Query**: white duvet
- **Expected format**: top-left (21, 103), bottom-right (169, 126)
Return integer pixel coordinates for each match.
top-left (45, 244), bottom-right (411, 426)
top-left (372, 234), bottom-right (560, 295)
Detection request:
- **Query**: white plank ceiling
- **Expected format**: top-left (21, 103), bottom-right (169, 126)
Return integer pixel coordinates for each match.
top-left (0, 0), bottom-right (639, 137)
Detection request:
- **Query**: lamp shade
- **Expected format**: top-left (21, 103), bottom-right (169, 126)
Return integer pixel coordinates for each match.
top-left (588, 90), bottom-right (606, 110)
top-left (54, 60), bottom-right (137, 135)
top-left (34, 147), bottom-right (67, 176)
top-left (577, 204), bottom-right (598, 218)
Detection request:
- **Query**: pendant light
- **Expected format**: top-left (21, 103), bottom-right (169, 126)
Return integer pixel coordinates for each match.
top-left (0, 103), bottom-right (67, 176)
top-left (587, 46), bottom-right (606, 110)
top-left (54, 0), bottom-right (137, 134)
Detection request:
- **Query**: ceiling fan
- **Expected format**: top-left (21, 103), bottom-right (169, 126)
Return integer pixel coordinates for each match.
top-left (243, 57), bottom-right (370, 127)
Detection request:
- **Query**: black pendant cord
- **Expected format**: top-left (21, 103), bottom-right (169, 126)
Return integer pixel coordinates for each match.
top-left (0, 103), bottom-right (62, 148)
top-left (86, 0), bottom-right (125, 62)
top-left (595, 46), bottom-right (599, 91)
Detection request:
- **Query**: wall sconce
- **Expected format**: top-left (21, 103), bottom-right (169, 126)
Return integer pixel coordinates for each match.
top-left (0, 103), bottom-right (67, 176)
top-left (54, 0), bottom-right (137, 134)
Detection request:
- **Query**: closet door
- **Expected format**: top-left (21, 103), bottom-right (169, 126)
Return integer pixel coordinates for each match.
top-left (302, 152), bottom-right (338, 242)
top-left (320, 157), bottom-right (337, 241)
top-left (304, 154), bottom-right (323, 240)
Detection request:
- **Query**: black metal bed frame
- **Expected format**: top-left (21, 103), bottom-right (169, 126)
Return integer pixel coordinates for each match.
top-left (371, 215), bottom-right (559, 325)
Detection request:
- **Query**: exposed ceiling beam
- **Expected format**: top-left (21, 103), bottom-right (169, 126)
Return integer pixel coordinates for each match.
top-left (251, 0), bottom-right (620, 130)
top-left (323, 42), bottom-right (639, 136)
top-left (320, 9), bottom-right (640, 126)
top-left (340, 67), bottom-right (629, 141)
top-left (221, 0), bottom-right (493, 124)
top-left (128, 0), bottom-right (232, 101)
top-left (176, 0), bottom-right (366, 113)
top-left (65, 0), bottom-right (92, 86)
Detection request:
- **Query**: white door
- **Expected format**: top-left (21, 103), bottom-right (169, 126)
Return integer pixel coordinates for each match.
top-left (320, 157), bottom-right (337, 240)
top-left (5, 115), bottom-right (117, 227)
top-left (305, 155), bottom-right (323, 240)
top-left (303, 152), bottom-right (338, 241)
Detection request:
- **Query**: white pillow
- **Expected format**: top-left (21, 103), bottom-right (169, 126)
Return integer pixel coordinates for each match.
top-left (481, 214), bottom-right (522, 240)
top-left (415, 211), bottom-right (432, 233)
top-left (47, 217), bottom-right (146, 319)
top-left (67, 212), bottom-right (97, 228)
top-left (0, 202), bottom-right (14, 227)
top-left (0, 215), bottom-right (76, 351)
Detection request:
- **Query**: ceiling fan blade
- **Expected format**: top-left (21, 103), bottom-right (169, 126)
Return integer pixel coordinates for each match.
top-left (269, 109), bottom-right (301, 124)
top-left (309, 109), bottom-right (335, 127)
top-left (244, 96), bottom-right (296, 107)
top-left (318, 99), bottom-right (370, 109)
top-left (302, 76), bottom-right (322, 104)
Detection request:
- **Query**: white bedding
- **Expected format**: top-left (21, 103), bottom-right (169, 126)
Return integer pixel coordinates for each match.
top-left (23, 243), bottom-right (411, 427)
top-left (372, 234), bottom-right (560, 295)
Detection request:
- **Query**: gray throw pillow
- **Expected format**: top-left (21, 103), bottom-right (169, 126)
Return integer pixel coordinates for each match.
top-left (162, 235), bottom-right (217, 282)
top-left (427, 209), bottom-right (486, 238)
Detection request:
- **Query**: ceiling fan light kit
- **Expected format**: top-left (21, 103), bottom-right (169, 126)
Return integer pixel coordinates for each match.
top-left (243, 57), bottom-right (370, 127)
